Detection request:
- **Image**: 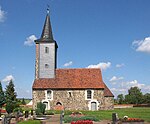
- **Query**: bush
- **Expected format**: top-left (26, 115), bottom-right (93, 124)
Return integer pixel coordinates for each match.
top-left (18, 120), bottom-right (41, 124)
top-left (63, 115), bottom-right (99, 123)
top-left (71, 120), bottom-right (93, 124)
top-left (35, 108), bottom-right (42, 115)
top-left (36, 102), bottom-right (46, 115)
top-left (45, 110), bottom-right (55, 115)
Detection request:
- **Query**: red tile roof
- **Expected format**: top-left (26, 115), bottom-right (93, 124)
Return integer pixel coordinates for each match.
top-left (103, 83), bottom-right (114, 97)
top-left (32, 68), bottom-right (114, 97)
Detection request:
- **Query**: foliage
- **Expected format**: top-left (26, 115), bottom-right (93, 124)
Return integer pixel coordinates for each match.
top-left (125, 87), bottom-right (143, 104)
top-left (0, 81), bottom-right (5, 116)
top-left (0, 81), bottom-right (5, 108)
top-left (117, 86), bottom-right (150, 104)
top-left (5, 80), bottom-right (18, 113)
top-left (13, 107), bottom-right (23, 113)
top-left (45, 110), bottom-right (55, 115)
top-left (21, 98), bottom-right (26, 105)
top-left (117, 94), bottom-right (124, 104)
top-left (143, 93), bottom-right (150, 104)
top-left (35, 108), bottom-right (42, 115)
top-left (36, 102), bottom-right (46, 115)
top-left (63, 115), bottom-right (99, 123)
top-left (71, 120), bottom-right (93, 124)
top-left (18, 120), bottom-right (41, 124)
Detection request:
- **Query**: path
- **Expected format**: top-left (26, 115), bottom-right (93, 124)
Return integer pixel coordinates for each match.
top-left (41, 114), bottom-right (61, 124)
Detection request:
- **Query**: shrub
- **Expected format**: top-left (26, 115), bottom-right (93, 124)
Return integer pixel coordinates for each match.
top-left (45, 110), bottom-right (55, 115)
top-left (71, 120), bottom-right (93, 124)
top-left (36, 102), bottom-right (46, 115)
top-left (63, 115), bottom-right (99, 123)
top-left (35, 108), bottom-right (42, 115)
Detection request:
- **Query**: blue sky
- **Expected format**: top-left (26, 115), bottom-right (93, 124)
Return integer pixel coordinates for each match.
top-left (0, 0), bottom-right (150, 98)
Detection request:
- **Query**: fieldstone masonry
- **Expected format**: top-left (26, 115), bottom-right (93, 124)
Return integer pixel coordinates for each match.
top-left (32, 89), bottom-right (114, 110)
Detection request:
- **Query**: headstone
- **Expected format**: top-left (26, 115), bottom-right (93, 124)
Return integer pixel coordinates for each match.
top-left (112, 113), bottom-right (119, 124)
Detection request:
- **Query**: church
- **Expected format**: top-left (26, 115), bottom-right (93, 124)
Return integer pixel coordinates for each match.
top-left (32, 10), bottom-right (114, 111)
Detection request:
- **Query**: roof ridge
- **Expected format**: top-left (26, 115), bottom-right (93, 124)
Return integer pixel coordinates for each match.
top-left (56, 68), bottom-right (100, 70)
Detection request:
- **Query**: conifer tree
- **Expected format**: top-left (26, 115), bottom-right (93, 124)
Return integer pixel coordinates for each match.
top-left (22, 98), bottom-right (26, 105)
top-left (0, 81), bottom-right (5, 116)
top-left (5, 80), bottom-right (17, 114)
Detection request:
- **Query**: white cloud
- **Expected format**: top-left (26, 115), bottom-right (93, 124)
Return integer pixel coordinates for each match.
top-left (110, 80), bottom-right (150, 97)
top-left (132, 37), bottom-right (150, 53)
top-left (2, 75), bottom-right (14, 83)
top-left (109, 76), bottom-right (124, 82)
top-left (87, 62), bottom-right (111, 70)
top-left (0, 6), bottom-right (6, 22)
top-left (123, 80), bottom-right (145, 89)
top-left (63, 61), bottom-right (73, 67)
top-left (116, 63), bottom-right (124, 68)
top-left (24, 35), bottom-right (37, 46)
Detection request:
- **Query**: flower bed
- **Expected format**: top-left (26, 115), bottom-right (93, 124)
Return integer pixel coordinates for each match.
top-left (71, 120), bottom-right (93, 124)
top-left (120, 117), bottom-right (144, 124)
top-left (123, 118), bottom-right (144, 122)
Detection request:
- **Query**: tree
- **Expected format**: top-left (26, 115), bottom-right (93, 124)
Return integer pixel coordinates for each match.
top-left (36, 102), bottom-right (46, 115)
top-left (143, 93), bottom-right (150, 104)
top-left (5, 80), bottom-right (18, 114)
top-left (22, 98), bottom-right (26, 105)
top-left (125, 87), bottom-right (143, 104)
top-left (117, 94), bottom-right (124, 104)
top-left (0, 81), bottom-right (5, 116)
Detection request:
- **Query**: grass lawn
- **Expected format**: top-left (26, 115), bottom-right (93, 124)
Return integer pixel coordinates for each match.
top-left (78, 107), bottom-right (150, 122)
top-left (18, 120), bottom-right (41, 124)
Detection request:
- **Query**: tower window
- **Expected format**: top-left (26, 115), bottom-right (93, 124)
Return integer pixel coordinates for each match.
top-left (45, 47), bottom-right (49, 53)
top-left (45, 64), bottom-right (49, 68)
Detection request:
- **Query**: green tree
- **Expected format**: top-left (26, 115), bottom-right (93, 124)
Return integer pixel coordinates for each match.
top-left (5, 80), bottom-right (18, 114)
top-left (22, 98), bottom-right (26, 105)
top-left (117, 94), bottom-right (124, 104)
top-left (0, 81), bottom-right (5, 116)
top-left (125, 87), bottom-right (143, 104)
top-left (36, 102), bottom-right (46, 115)
top-left (143, 93), bottom-right (150, 104)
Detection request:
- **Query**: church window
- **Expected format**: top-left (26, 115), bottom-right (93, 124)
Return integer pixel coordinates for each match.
top-left (87, 90), bottom-right (92, 99)
top-left (45, 64), bottom-right (49, 68)
top-left (47, 90), bottom-right (52, 99)
top-left (45, 47), bottom-right (49, 53)
top-left (67, 91), bottom-right (72, 97)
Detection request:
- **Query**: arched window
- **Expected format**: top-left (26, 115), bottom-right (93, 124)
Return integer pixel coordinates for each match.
top-left (45, 47), bottom-right (49, 53)
top-left (87, 90), bottom-right (92, 99)
top-left (47, 90), bottom-right (52, 99)
top-left (56, 102), bottom-right (62, 106)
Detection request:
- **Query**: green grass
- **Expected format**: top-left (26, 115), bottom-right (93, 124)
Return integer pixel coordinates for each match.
top-left (63, 107), bottom-right (150, 122)
top-left (18, 120), bottom-right (41, 124)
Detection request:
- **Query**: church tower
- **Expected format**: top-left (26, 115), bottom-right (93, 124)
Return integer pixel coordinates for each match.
top-left (34, 9), bottom-right (58, 79)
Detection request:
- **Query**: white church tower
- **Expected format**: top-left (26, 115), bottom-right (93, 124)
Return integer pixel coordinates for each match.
top-left (34, 9), bottom-right (58, 79)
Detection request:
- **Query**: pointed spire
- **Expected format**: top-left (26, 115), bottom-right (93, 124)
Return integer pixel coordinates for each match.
top-left (40, 6), bottom-right (53, 40)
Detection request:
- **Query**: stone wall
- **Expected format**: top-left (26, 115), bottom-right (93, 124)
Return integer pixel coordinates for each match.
top-left (32, 89), bottom-right (114, 110)
top-left (103, 97), bottom-right (114, 110)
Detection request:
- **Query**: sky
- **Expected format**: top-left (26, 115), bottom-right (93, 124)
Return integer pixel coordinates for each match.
top-left (0, 0), bottom-right (150, 98)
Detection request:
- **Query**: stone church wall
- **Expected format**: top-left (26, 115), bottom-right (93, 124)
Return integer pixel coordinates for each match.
top-left (32, 89), bottom-right (114, 110)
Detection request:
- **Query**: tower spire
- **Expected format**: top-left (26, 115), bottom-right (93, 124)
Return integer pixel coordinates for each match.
top-left (40, 6), bottom-right (53, 41)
